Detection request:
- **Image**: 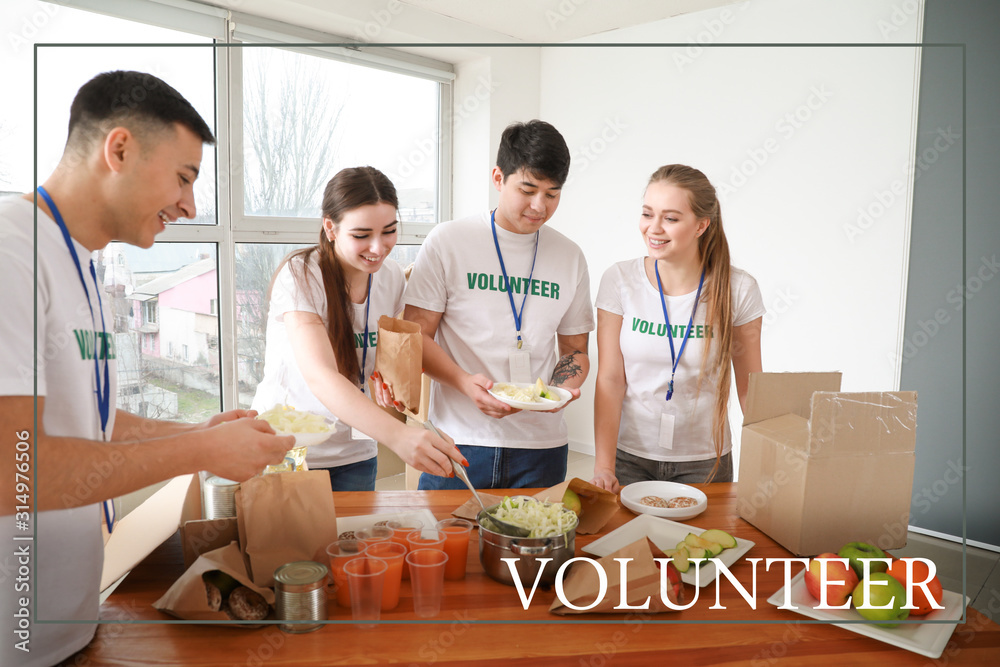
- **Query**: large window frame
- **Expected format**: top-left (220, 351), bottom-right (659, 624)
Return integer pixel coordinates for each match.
top-left (51, 0), bottom-right (455, 413)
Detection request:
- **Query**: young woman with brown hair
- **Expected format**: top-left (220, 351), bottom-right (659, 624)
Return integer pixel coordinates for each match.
top-left (252, 166), bottom-right (462, 490)
top-left (590, 164), bottom-right (764, 492)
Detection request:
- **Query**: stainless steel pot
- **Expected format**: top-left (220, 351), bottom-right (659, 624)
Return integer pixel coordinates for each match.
top-left (478, 506), bottom-right (577, 587)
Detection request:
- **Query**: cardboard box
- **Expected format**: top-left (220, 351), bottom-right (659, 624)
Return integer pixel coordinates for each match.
top-left (736, 372), bottom-right (917, 556)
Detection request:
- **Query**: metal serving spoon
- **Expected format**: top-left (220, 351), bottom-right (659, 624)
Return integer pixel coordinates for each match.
top-left (421, 420), bottom-right (529, 538)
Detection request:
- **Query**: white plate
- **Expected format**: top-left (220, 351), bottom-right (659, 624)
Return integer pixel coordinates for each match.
top-left (582, 513), bottom-right (754, 587)
top-left (335, 509), bottom-right (439, 540)
top-left (488, 383), bottom-right (572, 411)
top-left (279, 429), bottom-right (334, 448)
top-left (620, 481), bottom-right (708, 520)
top-left (767, 570), bottom-right (968, 659)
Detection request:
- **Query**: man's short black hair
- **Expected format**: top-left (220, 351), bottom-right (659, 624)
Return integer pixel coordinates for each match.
top-left (67, 70), bottom-right (215, 150)
top-left (496, 119), bottom-right (571, 186)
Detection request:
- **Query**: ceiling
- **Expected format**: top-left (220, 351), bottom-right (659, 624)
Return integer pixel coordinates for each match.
top-left (205, 0), bottom-right (744, 44)
top-left (390, 0), bottom-right (745, 42)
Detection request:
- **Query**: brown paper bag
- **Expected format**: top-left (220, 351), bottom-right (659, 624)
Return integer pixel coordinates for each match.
top-left (153, 542), bottom-right (275, 625)
top-left (374, 315), bottom-right (423, 413)
top-left (236, 470), bottom-right (338, 587)
top-left (549, 538), bottom-right (684, 615)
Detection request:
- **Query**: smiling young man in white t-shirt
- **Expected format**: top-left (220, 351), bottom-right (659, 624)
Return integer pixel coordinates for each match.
top-left (0, 71), bottom-right (293, 667)
top-left (402, 120), bottom-right (595, 490)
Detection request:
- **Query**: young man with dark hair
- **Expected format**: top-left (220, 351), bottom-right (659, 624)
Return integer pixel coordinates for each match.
top-left (401, 119), bottom-right (594, 489)
top-left (0, 70), bottom-right (292, 667)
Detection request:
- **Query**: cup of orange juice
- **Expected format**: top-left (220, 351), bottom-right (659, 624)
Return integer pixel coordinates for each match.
top-left (407, 528), bottom-right (446, 552)
top-left (325, 539), bottom-right (367, 608)
top-left (387, 518), bottom-right (424, 580)
top-left (365, 541), bottom-right (407, 610)
top-left (435, 518), bottom-right (473, 581)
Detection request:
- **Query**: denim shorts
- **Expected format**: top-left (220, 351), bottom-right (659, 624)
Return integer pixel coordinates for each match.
top-left (323, 456), bottom-right (378, 491)
top-left (614, 449), bottom-right (733, 486)
top-left (418, 444), bottom-right (568, 490)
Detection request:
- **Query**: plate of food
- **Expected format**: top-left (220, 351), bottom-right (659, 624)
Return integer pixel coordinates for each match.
top-left (256, 404), bottom-right (335, 448)
top-left (767, 569), bottom-right (968, 659)
top-left (488, 378), bottom-right (572, 411)
top-left (619, 481), bottom-right (708, 520)
top-left (582, 513), bottom-right (753, 587)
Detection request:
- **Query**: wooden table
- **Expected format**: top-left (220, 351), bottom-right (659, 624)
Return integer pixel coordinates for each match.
top-left (70, 485), bottom-right (1000, 665)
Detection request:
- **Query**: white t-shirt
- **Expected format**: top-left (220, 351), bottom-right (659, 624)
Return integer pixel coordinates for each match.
top-left (251, 252), bottom-right (405, 468)
top-left (595, 258), bottom-right (765, 462)
top-left (0, 196), bottom-right (116, 667)
top-left (404, 211), bottom-right (595, 449)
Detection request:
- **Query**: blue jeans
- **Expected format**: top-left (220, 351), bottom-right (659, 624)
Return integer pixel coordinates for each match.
top-left (418, 444), bottom-right (568, 490)
top-left (614, 449), bottom-right (733, 486)
top-left (323, 456), bottom-right (378, 491)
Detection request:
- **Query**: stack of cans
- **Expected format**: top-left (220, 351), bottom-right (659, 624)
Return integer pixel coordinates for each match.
top-left (202, 476), bottom-right (239, 519)
top-left (274, 561), bottom-right (328, 634)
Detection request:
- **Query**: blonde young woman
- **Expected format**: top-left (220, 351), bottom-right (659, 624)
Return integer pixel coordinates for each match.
top-left (590, 165), bottom-right (764, 493)
top-left (251, 166), bottom-right (463, 490)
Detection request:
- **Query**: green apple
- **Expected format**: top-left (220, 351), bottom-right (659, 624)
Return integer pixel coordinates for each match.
top-left (562, 489), bottom-right (582, 515)
top-left (852, 572), bottom-right (910, 627)
top-left (837, 541), bottom-right (888, 579)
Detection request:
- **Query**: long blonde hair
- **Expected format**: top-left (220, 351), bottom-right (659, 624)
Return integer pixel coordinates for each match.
top-left (648, 165), bottom-right (732, 482)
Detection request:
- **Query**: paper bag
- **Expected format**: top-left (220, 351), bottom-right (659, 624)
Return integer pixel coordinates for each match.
top-left (549, 538), bottom-right (684, 615)
top-left (235, 470), bottom-right (338, 587)
top-left (533, 478), bottom-right (619, 534)
top-left (374, 315), bottom-right (423, 413)
top-left (153, 542), bottom-right (275, 625)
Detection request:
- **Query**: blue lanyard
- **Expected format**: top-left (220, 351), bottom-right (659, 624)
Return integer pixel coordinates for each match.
top-left (357, 273), bottom-right (372, 388)
top-left (37, 186), bottom-right (115, 532)
top-left (654, 262), bottom-right (705, 402)
top-left (490, 209), bottom-right (539, 349)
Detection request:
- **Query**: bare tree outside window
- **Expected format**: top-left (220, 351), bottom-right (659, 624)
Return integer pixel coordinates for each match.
top-left (243, 47), bottom-right (348, 216)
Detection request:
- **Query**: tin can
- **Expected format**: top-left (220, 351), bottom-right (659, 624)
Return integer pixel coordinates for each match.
top-left (202, 476), bottom-right (239, 519)
top-left (274, 561), bottom-right (328, 634)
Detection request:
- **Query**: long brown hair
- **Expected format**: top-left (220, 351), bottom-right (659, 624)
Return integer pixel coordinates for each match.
top-left (648, 165), bottom-right (732, 482)
top-left (268, 166), bottom-right (398, 386)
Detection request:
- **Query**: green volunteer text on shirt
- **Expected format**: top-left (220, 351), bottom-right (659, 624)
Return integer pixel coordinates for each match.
top-left (354, 331), bottom-right (378, 349)
top-left (466, 272), bottom-right (560, 300)
top-left (73, 329), bottom-right (116, 360)
top-left (631, 317), bottom-right (713, 339)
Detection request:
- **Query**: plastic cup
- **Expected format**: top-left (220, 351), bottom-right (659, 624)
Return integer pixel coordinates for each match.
top-left (407, 528), bottom-right (446, 552)
top-left (387, 518), bottom-right (424, 580)
top-left (344, 557), bottom-right (387, 629)
top-left (356, 525), bottom-right (394, 548)
top-left (326, 539), bottom-right (367, 608)
top-left (406, 548), bottom-right (449, 618)
top-left (365, 541), bottom-right (407, 610)
top-left (436, 518), bottom-right (473, 581)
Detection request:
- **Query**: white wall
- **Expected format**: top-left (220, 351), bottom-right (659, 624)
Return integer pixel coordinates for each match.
top-left (532, 0), bottom-right (924, 455)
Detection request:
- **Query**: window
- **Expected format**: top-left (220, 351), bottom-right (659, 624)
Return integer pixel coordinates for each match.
top-left (13, 0), bottom-right (452, 419)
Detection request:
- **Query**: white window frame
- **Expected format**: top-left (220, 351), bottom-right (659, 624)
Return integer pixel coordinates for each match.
top-left (51, 0), bottom-right (454, 411)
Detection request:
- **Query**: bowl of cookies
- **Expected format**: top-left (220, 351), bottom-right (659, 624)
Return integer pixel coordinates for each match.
top-left (619, 481), bottom-right (708, 520)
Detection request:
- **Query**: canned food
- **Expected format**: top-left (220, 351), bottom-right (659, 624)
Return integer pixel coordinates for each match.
top-left (274, 561), bottom-right (328, 634)
top-left (202, 476), bottom-right (239, 519)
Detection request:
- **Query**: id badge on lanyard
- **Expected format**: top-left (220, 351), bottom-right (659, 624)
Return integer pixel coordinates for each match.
top-left (491, 210), bottom-right (539, 383)
top-left (37, 187), bottom-right (116, 533)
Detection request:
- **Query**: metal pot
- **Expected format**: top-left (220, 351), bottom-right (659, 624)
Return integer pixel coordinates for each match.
top-left (478, 506), bottom-right (577, 587)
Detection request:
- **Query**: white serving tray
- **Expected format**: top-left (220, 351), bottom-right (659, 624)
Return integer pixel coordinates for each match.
top-left (582, 513), bottom-right (754, 587)
top-left (767, 569), bottom-right (968, 659)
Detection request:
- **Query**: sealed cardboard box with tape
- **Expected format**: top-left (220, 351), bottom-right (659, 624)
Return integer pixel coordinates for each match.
top-left (736, 372), bottom-right (917, 556)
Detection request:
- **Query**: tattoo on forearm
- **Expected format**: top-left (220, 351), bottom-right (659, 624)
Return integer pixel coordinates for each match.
top-left (551, 352), bottom-right (583, 386)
